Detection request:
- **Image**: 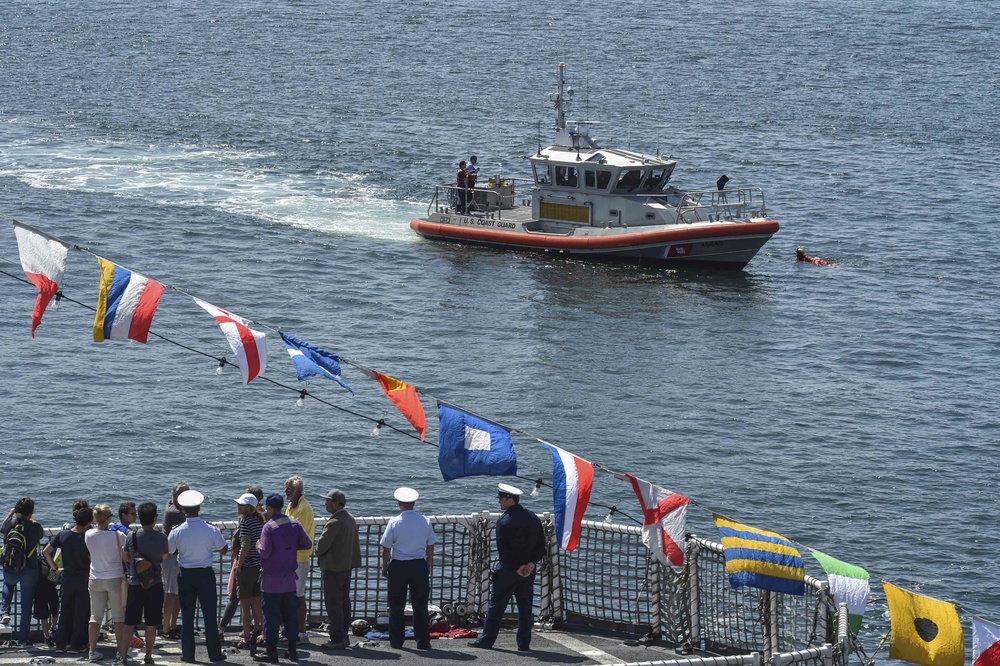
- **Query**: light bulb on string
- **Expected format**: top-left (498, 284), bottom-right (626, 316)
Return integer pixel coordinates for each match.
top-left (296, 389), bottom-right (307, 408)
top-left (370, 419), bottom-right (385, 437)
top-left (604, 505), bottom-right (618, 524)
top-left (215, 357), bottom-right (226, 376)
top-left (531, 479), bottom-right (542, 498)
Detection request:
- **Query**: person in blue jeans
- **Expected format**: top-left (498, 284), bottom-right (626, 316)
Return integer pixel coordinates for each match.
top-left (256, 493), bottom-right (312, 663)
top-left (2, 497), bottom-right (44, 647)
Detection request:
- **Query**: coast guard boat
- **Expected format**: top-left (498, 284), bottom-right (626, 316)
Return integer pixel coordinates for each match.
top-left (410, 64), bottom-right (779, 269)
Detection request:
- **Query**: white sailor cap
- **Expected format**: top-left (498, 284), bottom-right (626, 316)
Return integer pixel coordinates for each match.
top-left (394, 487), bottom-right (419, 503)
top-left (498, 483), bottom-right (523, 497)
top-left (177, 489), bottom-right (205, 508)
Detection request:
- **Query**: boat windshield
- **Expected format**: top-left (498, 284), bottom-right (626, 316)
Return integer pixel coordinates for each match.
top-left (639, 166), bottom-right (673, 193)
top-left (554, 165), bottom-right (579, 188)
top-left (612, 169), bottom-right (644, 193)
top-left (584, 169), bottom-right (612, 190)
top-left (533, 163), bottom-right (552, 185)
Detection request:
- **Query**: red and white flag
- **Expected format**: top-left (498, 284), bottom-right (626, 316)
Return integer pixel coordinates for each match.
top-left (974, 617), bottom-right (1000, 666)
top-left (195, 298), bottom-right (267, 385)
top-left (623, 473), bottom-right (689, 567)
top-left (13, 221), bottom-right (70, 337)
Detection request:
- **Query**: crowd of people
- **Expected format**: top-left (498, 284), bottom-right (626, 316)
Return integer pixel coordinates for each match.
top-left (1, 480), bottom-right (546, 663)
top-left (0, 476), bottom-right (363, 664)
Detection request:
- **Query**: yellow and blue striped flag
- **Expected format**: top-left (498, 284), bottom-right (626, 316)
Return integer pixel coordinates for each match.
top-left (714, 514), bottom-right (805, 595)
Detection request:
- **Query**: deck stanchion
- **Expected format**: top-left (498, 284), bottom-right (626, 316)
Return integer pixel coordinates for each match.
top-left (686, 539), bottom-right (702, 652)
top-left (648, 554), bottom-right (663, 643)
top-left (539, 512), bottom-right (561, 628)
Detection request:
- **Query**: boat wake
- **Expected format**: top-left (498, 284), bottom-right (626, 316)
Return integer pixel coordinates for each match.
top-left (0, 127), bottom-right (423, 241)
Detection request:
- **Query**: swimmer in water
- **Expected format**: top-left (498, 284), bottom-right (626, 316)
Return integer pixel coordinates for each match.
top-left (795, 247), bottom-right (832, 266)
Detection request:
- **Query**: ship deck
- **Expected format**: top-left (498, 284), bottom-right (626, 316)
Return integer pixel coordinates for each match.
top-left (0, 625), bottom-right (689, 666)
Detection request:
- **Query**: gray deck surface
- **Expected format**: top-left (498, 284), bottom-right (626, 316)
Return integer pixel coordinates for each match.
top-left (0, 626), bottom-right (684, 665)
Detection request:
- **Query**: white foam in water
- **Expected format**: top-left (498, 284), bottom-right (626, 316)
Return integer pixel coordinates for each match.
top-left (0, 134), bottom-right (423, 241)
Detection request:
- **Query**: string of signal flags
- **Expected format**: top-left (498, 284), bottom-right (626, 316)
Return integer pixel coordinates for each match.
top-left (3, 217), bottom-right (997, 666)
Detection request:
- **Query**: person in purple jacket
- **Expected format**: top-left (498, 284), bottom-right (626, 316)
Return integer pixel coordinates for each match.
top-left (255, 494), bottom-right (312, 663)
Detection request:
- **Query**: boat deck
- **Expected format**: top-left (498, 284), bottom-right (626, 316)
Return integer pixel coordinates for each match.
top-left (0, 625), bottom-right (688, 666)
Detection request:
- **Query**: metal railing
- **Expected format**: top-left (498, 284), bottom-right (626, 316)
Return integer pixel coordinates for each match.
top-left (672, 187), bottom-right (767, 223)
top-left (427, 177), bottom-right (534, 216)
top-left (2, 513), bottom-right (847, 666)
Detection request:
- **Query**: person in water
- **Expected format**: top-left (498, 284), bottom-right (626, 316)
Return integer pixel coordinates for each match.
top-left (795, 247), bottom-right (832, 266)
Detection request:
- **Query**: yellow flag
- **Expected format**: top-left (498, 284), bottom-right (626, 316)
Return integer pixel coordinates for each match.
top-left (883, 581), bottom-right (964, 666)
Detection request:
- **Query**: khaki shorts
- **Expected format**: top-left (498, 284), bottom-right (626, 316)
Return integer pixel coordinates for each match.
top-left (90, 577), bottom-right (125, 624)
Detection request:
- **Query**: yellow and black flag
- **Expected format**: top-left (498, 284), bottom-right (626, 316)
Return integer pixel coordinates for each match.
top-left (883, 581), bottom-right (964, 666)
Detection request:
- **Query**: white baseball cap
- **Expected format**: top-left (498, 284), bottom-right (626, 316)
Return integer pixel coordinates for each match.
top-left (393, 487), bottom-right (419, 503)
top-left (234, 493), bottom-right (257, 506)
top-left (177, 489), bottom-right (205, 508)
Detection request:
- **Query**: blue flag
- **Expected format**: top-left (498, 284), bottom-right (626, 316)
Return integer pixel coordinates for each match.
top-left (437, 402), bottom-right (517, 481)
top-left (279, 331), bottom-right (354, 395)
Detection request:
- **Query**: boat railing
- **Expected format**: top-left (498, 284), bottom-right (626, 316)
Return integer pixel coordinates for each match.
top-left (673, 187), bottom-right (767, 223)
top-left (6, 514), bottom-right (849, 665)
top-left (429, 177), bottom-right (534, 217)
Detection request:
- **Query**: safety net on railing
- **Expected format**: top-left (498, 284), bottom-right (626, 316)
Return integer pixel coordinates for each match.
top-left (3, 514), bottom-right (842, 665)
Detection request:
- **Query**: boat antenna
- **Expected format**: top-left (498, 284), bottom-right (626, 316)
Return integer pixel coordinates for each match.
top-left (537, 121), bottom-right (542, 156)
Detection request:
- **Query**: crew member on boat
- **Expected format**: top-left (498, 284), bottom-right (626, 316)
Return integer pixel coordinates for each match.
top-left (455, 161), bottom-right (468, 214)
top-left (466, 155), bottom-right (480, 189)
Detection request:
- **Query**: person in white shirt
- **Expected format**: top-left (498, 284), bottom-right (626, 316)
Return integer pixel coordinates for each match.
top-left (166, 490), bottom-right (227, 663)
top-left (379, 487), bottom-right (435, 650)
top-left (84, 504), bottom-right (127, 665)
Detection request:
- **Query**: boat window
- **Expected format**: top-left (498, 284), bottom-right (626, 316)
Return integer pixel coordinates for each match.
top-left (533, 163), bottom-right (552, 185)
top-left (555, 165), bottom-right (579, 188)
top-left (613, 169), bottom-right (644, 193)
top-left (584, 169), bottom-right (612, 190)
top-left (640, 167), bottom-right (668, 193)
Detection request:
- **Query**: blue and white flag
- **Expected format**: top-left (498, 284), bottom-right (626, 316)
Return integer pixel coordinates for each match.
top-left (280, 331), bottom-right (354, 394)
top-left (437, 402), bottom-right (517, 481)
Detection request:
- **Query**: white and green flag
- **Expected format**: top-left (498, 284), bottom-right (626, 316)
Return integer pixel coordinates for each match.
top-left (811, 550), bottom-right (870, 634)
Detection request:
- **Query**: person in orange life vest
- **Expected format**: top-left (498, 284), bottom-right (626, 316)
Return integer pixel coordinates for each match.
top-left (455, 161), bottom-right (468, 213)
top-left (795, 247), bottom-right (832, 266)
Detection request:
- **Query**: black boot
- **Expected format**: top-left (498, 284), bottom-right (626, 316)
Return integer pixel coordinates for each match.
top-left (286, 639), bottom-right (298, 661)
top-left (254, 643), bottom-right (278, 663)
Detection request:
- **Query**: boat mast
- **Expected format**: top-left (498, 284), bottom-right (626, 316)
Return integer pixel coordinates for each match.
top-left (555, 62), bottom-right (568, 132)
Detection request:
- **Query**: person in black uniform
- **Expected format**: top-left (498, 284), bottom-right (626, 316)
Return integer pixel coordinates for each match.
top-left (469, 484), bottom-right (546, 652)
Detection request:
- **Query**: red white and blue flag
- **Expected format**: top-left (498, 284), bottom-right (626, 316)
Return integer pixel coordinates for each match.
top-left (973, 617), bottom-right (1000, 666)
top-left (539, 441), bottom-right (594, 551)
top-left (93, 257), bottom-right (165, 344)
top-left (13, 221), bottom-right (70, 337)
top-left (195, 298), bottom-right (267, 385)
top-left (624, 473), bottom-right (689, 567)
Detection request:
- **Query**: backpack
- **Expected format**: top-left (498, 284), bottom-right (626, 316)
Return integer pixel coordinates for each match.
top-left (1, 520), bottom-right (30, 572)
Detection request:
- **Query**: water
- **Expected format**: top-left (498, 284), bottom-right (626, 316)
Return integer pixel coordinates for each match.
top-left (2, 0), bottom-right (999, 654)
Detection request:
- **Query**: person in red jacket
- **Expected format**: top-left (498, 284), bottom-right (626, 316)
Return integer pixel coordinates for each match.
top-left (455, 161), bottom-right (468, 213)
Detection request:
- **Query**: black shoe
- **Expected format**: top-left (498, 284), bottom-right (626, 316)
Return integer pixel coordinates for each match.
top-left (286, 639), bottom-right (298, 662)
top-left (253, 645), bottom-right (278, 663)
top-left (416, 642), bottom-right (431, 650)
top-left (518, 645), bottom-right (531, 651)
top-left (389, 642), bottom-right (404, 649)
top-left (468, 640), bottom-right (493, 649)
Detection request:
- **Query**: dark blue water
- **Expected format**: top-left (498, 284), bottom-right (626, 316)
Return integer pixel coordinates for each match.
top-left (2, 0), bottom-right (999, 652)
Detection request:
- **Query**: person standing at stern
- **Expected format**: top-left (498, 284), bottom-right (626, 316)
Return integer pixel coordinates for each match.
top-left (256, 494), bottom-right (312, 664)
top-left (380, 487), bottom-right (435, 650)
top-left (469, 483), bottom-right (545, 652)
top-left (315, 489), bottom-right (361, 650)
top-left (167, 489), bottom-right (228, 663)
top-left (283, 476), bottom-right (314, 643)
